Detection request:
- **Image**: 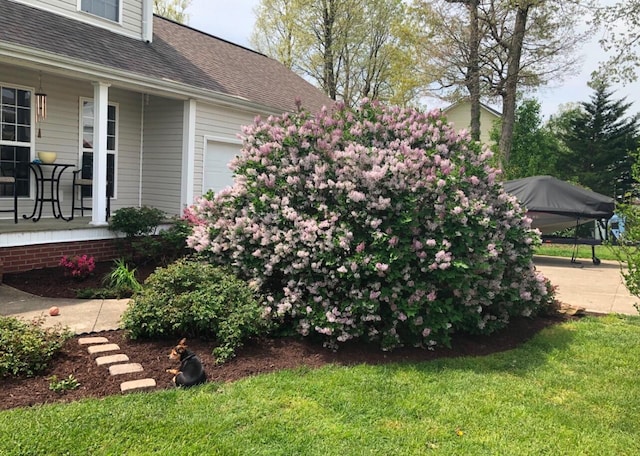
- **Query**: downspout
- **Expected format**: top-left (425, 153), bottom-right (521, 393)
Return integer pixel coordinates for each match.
top-left (181, 99), bottom-right (196, 212)
top-left (142, 0), bottom-right (153, 43)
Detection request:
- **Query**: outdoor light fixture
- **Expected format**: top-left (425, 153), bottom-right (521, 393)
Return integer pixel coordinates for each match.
top-left (35, 72), bottom-right (47, 137)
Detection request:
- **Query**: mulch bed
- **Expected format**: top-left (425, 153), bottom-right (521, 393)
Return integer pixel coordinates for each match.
top-left (2, 262), bottom-right (574, 411)
top-left (1, 315), bottom-right (569, 411)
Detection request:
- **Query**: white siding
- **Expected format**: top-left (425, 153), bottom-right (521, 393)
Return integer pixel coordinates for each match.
top-left (13, 0), bottom-right (144, 40)
top-left (141, 96), bottom-right (184, 216)
top-left (109, 88), bottom-right (143, 213)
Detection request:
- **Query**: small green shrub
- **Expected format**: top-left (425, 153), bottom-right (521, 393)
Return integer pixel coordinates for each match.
top-left (48, 374), bottom-right (81, 392)
top-left (109, 206), bottom-right (165, 238)
top-left (0, 316), bottom-right (73, 378)
top-left (121, 258), bottom-right (268, 363)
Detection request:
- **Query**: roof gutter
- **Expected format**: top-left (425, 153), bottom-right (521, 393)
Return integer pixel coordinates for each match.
top-left (0, 41), bottom-right (284, 115)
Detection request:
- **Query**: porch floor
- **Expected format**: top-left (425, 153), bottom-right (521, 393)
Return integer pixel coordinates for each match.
top-left (0, 217), bottom-right (99, 235)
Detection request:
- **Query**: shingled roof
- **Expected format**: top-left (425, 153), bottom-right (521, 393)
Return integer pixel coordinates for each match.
top-left (0, 0), bottom-right (332, 113)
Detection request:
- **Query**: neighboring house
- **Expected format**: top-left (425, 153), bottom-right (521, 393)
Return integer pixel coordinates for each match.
top-left (442, 100), bottom-right (501, 146)
top-left (0, 0), bottom-right (332, 273)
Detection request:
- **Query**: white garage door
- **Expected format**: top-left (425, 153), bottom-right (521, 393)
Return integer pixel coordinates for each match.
top-left (204, 140), bottom-right (240, 194)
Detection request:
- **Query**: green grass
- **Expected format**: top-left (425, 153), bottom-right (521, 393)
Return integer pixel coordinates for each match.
top-left (535, 243), bottom-right (620, 261)
top-left (1, 315), bottom-right (640, 455)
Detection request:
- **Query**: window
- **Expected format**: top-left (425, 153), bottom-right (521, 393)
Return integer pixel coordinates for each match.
top-left (80, 99), bottom-right (117, 198)
top-left (0, 85), bottom-right (31, 197)
top-left (80, 0), bottom-right (120, 22)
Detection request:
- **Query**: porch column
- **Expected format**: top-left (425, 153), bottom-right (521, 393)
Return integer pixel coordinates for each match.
top-left (90, 81), bottom-right (110, 226)
top-left (180, 99), bottom-right (196, 210)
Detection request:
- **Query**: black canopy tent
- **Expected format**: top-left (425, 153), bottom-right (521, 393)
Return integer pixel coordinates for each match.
top-left (503, 175), bottom-right (616, 264)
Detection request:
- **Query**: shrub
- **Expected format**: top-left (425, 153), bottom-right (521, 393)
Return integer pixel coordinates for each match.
top-left (109, 206), bottom-right (165, 238)
top-left (121, 258), bottom-right (267, 363)
top-left (185, 100), bottom-right (554, 350)
top-left (610, 149), bottom-right (640, 314)
top-left (59, 254), bottom-right (96, 280)
top-left (0, 316), bottom-right (73, 378)
top-left (131, 218), bottom-right (192, 266)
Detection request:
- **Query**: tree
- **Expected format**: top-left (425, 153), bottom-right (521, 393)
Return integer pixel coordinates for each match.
top-left (251, 0), bottom-right (413, 106)
top-left (154, 0), bottom-right (191, 23)
top-left (557, 80), bottom-right (640, 199)
top-left (491, 99), bottom-right (564, 179)
top-left (251, 0), bottom-right (303, 69)
top-left (592, 0), bottom-right (640, 84)
top-left (413, 0), bottom-right (586, 163)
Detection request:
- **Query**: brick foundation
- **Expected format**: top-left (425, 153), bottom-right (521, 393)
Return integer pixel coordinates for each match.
top-left (0, 239), bottom-right (128, 274)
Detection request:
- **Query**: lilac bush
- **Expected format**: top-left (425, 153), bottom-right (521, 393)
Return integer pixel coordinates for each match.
top-left (185, 100), bottom-right (554, 350)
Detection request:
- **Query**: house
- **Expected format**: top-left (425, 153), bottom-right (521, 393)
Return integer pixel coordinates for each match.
top-left (0, 0), bottom-right (332, 274)
top-left (442, 100), bottom-right (501, 146)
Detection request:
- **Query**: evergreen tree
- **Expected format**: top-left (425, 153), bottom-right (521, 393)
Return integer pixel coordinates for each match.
top-left (559, 81), bottom-right (639, 200)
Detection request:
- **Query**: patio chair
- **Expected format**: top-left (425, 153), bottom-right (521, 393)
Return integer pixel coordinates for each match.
top-left (71, 152), bottom-right (113, 219)
top-left (0, 167), bottom-right (18, 223)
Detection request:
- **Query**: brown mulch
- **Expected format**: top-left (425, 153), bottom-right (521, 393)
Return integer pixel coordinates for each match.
top-left (3, 260), bottom-right (159, 300)
top-left (1, 263), bottom-right (572, 411)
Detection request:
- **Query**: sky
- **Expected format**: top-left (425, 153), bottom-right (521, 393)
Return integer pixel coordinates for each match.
top-left (186, 0), bottom-right (639, 120)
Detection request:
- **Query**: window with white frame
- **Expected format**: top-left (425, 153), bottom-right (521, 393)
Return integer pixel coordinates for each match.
top-left (0, 85), bottom-right (31, 197)
top-left (80, 98), bottom-right (117, 198)
top-left (80, 0), bottom-right (120, 22)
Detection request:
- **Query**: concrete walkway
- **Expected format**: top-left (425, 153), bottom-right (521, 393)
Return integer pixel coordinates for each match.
top-left (1, 255), bottom-right (637, 336)
top-left (0, 285), bottom-right (129, 334)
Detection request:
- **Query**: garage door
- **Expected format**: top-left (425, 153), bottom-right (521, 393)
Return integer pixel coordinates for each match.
top-left (204, 140), bottom-right (240, 194)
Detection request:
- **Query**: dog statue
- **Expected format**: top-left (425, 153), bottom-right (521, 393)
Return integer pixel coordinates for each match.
top-left (166, 338), bottom-right (207, 387)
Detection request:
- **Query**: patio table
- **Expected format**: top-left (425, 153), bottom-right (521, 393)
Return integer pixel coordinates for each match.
top-left (23, 162), bottom-right (75, 222)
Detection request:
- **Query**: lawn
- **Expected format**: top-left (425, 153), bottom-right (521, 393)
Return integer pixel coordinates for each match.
top-left (535, 243), bottom-right (620, 262)
top-left (1, 315), bottom-right (639, 455)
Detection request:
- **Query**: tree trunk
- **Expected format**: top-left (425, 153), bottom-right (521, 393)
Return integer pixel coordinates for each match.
top-left (499, 3), bottom-right (530, 164)
top-left (322, 0), bottom-right (337, 99)
top-left (468, 0), bottom-right (481, 142)
top-left (445, 0), bottom-right (481, 142)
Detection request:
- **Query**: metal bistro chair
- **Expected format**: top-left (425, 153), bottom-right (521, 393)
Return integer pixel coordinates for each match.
top-left (71, 153), bottom-right (113, 220)
top-left (0, 167), bottom-right (18, 223)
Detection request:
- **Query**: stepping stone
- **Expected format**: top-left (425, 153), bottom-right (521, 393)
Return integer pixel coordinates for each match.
top-left (95, 354), bottom-right (130, 366)
top-left (120, 378), bottom-right (157, 393)
top-left (78, 337), bottom-right (110, 345)
top-left (109, 363), bottom-right (144, 376)
top-left (87, 343), bottom-right (120, 354)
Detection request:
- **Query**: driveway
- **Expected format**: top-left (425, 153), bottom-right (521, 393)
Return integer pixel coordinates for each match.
top-left (534, 255), bottom-right (638, 315)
